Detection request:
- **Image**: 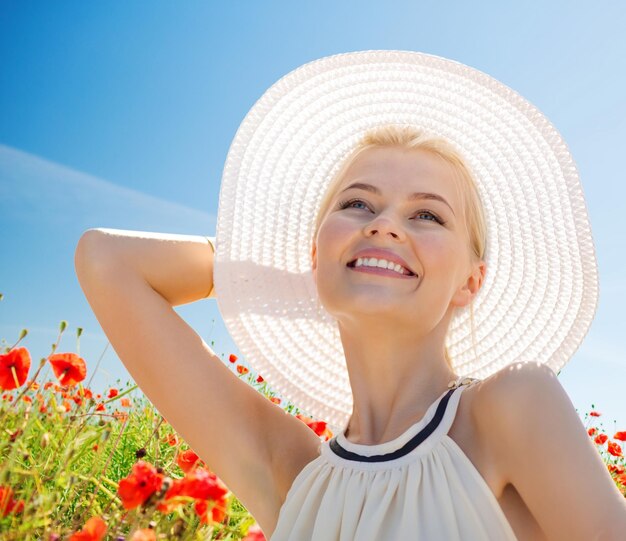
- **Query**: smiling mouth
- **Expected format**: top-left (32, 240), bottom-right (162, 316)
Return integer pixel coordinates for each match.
top-left (346, 261), bottom-right (417, 278)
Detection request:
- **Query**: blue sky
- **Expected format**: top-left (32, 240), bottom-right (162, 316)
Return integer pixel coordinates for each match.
top-left (1, 1), bottom-right (624, 433)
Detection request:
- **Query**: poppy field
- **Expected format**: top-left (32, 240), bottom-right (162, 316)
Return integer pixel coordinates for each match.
top-left (0, 313), bottom-right (623, 540)
top-left (0, 316), bottom-right (331, 540)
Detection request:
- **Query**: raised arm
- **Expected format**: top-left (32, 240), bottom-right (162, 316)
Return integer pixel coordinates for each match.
top-left (77, 228), bottom-right (216, 306)
top-left (73, 228), bottom-right (321, 536)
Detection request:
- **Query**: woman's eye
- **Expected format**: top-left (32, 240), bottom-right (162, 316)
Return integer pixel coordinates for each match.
top-left (339, 198), bottom-right (369, 210)
top-left (415, 211), bottom-right (444, 224)
top-left (338, 198), bottom-right (444, 225)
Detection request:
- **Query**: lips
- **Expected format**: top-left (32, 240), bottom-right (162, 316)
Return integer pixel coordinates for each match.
top-left (347, 256), bottom-right (416, 276)
top-left (347, 248), bottom-right (417, 276)
top-left (348, 263), bottom-right (417, 279)
top-left (347, 259), bottom-right (417, 278)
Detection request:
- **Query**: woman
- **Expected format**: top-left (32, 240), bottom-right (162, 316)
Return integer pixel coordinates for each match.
top-left (75, 51), bottom-right (626, 540)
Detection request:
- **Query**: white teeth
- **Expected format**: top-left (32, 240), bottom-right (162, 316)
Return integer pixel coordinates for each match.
top-left (354, 257), bottom-right (411, 276)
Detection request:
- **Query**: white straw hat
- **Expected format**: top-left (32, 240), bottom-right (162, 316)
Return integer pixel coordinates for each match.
top-left (212, 49), bottom-right (599, 431)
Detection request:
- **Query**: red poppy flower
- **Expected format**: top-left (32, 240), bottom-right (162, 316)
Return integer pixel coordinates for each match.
top-left (594, 433), bottom-right (608, 445)
top-left (195, 497), bottom-right (228, 525)
top-left (157, 478), bottom-right (188, 513)
top-left (236, 365), bottom-right (249, 375)
top-left (79, 387), bottom-right (93, 399)
top-left (243, 523), bottom-right (267, 541)
top-left (107, 388), bottom-right (118, 399)
top-left (614, 431), bottom-right (626, 441)
top-left (296, 414), bottom-right (327, 436)
top-left (176, 449), bottom-right (204, 473)
top-left (117, 460), bottom-right (164, 510)
top-left (164, 433), bottom-right (178, 446)
top-left (158, 468), bottom-right (229, 520)
top-left (95, 403), bottom-right (105, 412)
top-left (121, 397), bottom-right (131, 408)
top-left (295, 414), bottom-right (334, 440)
top-left (48, 353), bottom-right (86, 387)
top-left (589, 410), bottom-right (601, 417)
top-left (587, 427), bottom-right (597, 436)
top-left (269, 397), bottom-right (281, 404)
top-left (68, 516), bottom-right (107, 541)
top-left (0, 485), bottom-right (25, 517)
top-left (229, 354), bottom-right (238, 363)
top-left (0, 347), bottom-right (31, 390)
top-left (113, 410), bottom-right (129, 422)
top-left (180, 468), bottom-right (229, 501)
top-left (608, 441), bottom-right (623, 458)
top-left (256, 375), bottom-right (264, 383)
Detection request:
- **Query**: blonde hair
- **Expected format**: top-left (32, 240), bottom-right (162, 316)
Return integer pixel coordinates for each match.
top-left (311, 124), bottom-right (487, 371)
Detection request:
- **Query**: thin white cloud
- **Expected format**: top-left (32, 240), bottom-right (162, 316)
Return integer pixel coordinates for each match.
top-left (0, 143), bottom-right (216, 232)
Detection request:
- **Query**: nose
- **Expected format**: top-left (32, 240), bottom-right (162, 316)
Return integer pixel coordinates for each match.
top-left (364, 211), bottom-right (406, 241)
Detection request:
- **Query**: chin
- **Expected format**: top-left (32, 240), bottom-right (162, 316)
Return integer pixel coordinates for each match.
top-left (329, 293), bottom-right (410, 318)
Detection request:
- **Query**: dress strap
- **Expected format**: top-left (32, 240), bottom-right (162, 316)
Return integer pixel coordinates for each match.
top-left (435, 376), bottom-right (480, 437)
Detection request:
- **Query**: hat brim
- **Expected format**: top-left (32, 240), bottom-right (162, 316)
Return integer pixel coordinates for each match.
top-left (214, 50), bottom-right (599, 430)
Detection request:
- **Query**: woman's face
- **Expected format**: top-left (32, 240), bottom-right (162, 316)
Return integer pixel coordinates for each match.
top-left (311, 146), bottom-right (482, 330)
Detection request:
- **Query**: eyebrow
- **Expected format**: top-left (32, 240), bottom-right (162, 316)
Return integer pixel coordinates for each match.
top-left (339, 182), bottom-right (455, 216)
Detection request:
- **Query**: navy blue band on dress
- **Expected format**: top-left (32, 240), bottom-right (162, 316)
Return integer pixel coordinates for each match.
top-left (329, 386), bottom-right (457, 462)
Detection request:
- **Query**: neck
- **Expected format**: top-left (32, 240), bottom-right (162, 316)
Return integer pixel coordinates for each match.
top-left (337, 319), bottom-right (459, 445)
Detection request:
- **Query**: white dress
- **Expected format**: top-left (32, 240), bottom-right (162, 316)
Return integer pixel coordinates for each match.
top-left (270, 377), bottom-right (519, 541)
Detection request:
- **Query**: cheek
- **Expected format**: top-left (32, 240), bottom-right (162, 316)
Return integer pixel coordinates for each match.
top-left (414, 233), bottom-right (447, 255)
top-left (414, 234), bottom-right (466, 275)
top-left (321, 212), bottom-right (355, 231)
top-left (317, 216), bottom-right (354, 250)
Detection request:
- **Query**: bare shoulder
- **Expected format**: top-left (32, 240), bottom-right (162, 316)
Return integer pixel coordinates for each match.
top-left (473, 361), bottom-right (626, 540)
top-left (471, 361), bottom-right (565, 478)
top-left (470, 360), bottom-right (556, 427)
top-left (471, 359), bottom-right (556, 397)
top-left (467, 363), bottom-right (554, 483)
